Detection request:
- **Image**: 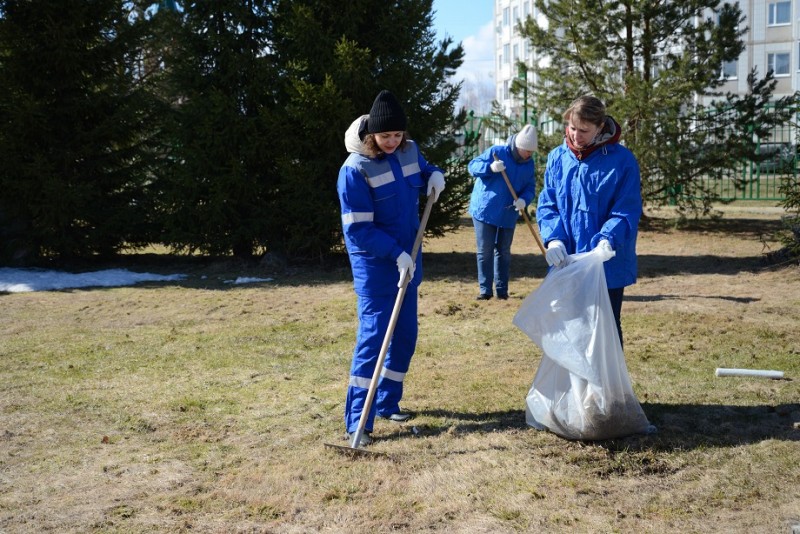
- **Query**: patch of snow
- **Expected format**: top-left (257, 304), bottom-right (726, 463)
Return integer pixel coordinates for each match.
top-left (0, 268), bottom-right (186, 293)
top-left (224, 276), bottom-right (274, 285)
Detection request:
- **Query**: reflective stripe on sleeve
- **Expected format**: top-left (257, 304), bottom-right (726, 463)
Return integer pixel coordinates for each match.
top-left (341, 211), bottom-right (374, 225)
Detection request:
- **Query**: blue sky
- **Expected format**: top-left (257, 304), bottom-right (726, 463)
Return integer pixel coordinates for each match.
top-left (432, 0), bottom-right (493, 45)
top-left (432, 0), bottom-right (496, 112)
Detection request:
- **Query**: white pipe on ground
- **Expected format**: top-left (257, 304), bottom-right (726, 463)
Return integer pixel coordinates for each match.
top-left (715, 368), bottom-right (785, 379)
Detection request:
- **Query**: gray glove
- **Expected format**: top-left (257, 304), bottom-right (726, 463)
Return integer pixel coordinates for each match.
top-left (514, 198), bottom-right (526, 211)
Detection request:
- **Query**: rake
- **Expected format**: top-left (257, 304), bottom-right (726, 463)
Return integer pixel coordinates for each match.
top-left (493, 153), bottom-right (546, 256)
top-left (325, 193), bottom-right (436, 457)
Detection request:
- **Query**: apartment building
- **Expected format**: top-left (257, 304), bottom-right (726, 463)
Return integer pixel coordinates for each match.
top-left (494, 0), bottom-right (537, 120)
top-left (494, 0), bottom-right (799, 118)
top-left (723, 0), bottom-right (797, 99)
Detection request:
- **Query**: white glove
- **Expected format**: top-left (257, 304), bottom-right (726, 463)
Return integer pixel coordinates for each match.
top-left (490, 160), bottom-right (505, 173)
top-left (545, 240), bottom-right (567, 268)
top-left (514, 198), bottom-right (526, 211)
top-left (595, 239), bottom-right (615, 261)
top-left (596, 239), bottom-right (613, 253)
top-left (427, 171), bottom-right (445, 201)
top-left (396, 252), bottom-right (415, 286)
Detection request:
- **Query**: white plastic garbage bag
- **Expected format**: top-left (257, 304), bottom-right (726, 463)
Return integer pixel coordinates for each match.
top-left (513, 247), bottom-right (654, 440)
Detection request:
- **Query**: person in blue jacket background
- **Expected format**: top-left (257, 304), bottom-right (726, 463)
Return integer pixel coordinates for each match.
top-left (337, 90), bottom-right (445, 446)
top-left (537, 95), bottom-right (642, 346)
top-left (468, 125), bottom-right (537, 300)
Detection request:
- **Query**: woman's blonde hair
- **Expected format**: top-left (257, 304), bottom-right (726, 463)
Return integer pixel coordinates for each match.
top-left (563, 95), bottom-right (606, 127)
top-left (363, 132), bottom-right (408, 157)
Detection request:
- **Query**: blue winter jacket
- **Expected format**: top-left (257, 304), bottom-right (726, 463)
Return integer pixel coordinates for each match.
top-left (537, 139), bottom-right (642, 289)
top-left (468, 136), bottom-right (536, 229)
top-left (337, 140), bottom-right (443, 297)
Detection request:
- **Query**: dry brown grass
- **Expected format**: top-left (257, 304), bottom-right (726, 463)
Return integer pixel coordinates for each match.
top-left (1, 204), bottom-right (798, 533)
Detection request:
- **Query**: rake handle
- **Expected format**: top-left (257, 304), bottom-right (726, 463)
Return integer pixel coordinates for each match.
top-left (349, 193), bottom-right (435, 449)
top-left (492, 153), bottom-right (547, 256)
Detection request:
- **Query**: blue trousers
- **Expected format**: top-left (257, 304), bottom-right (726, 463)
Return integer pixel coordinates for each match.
top-left (473, 217), bottom-right (516, 297)
top-left (344, 288), bottom-right (418, 433)
top-left (608, 287), bottom-right (625, 347)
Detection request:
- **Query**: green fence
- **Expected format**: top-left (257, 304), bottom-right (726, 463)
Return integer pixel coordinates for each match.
top-left (461, 110), bottom-right (794, 202)
top-left (728, 122), bottom-right (796, 201)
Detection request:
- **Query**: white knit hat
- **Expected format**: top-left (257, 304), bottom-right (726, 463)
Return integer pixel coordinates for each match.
top-left (514, 124), bottom-right (538, 152)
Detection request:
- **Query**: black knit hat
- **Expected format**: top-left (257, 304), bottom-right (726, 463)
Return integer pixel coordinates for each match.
top-left (367, 90), bottom-right (407, 134)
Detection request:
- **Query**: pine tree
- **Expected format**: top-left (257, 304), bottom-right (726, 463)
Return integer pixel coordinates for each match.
top-left (265, 0), bottom-right (466, 258)
top-left (778, 159), bottom-right (800, 260)
top-left (0, 0), bottom-right (164, 263)
top-left (155, 0), bottom-right (465, 260)
top-left (520, 0), bottom-right (797, 212)
top-left (154, 0), bottom-right (277, 259)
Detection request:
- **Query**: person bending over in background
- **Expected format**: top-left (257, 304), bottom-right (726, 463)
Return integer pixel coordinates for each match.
top-left (336, 90), bottom-right (445, 446)
top-left (467, 125), bottom-right (537, 300)
top-left (537, 95), bottom-right (642, 345)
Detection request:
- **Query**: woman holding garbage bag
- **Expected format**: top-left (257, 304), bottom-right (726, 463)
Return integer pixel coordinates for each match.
top-left (468, 125), bottom-right (537, 300)
top-left (337, 90), bottom-right (445, 446)
top-left (537, 95), bottom-right (642, 345)
top-left (515, 95), bottom-right (652, 441)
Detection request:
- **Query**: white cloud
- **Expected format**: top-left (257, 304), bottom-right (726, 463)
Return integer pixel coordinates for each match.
top-left (452, 21), bottom-right (496, 114)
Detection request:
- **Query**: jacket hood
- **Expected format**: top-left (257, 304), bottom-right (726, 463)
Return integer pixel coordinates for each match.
top-left (345, 115), bottom-right (369, 155)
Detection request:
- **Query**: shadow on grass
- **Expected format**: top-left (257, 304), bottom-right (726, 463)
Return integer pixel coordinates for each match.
top-left (625, 294), bottom-right (760, 304)
top-left (1, 215), bottom-right (784, 294)
top-left (400, 402), bottom-right (800, 451)
top-left (629, 401), bottom-right (800, 451)
top-left (424, 250), bottom-right (775, 283)
top-left (641, 215), bottom-right (784, 238)
top-left (636, 253), bottom-right (772, 277)
top-left (1, 250), bottom-right (775, 295)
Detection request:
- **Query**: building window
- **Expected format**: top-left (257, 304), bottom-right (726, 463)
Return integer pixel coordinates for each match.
top-left (503, 80), bottom-right (509, 100)
top-left (650, 55), bottom-right (664, 80)
top-left (524, 1), bottom-right (530, 19)
top-left (768, 52), bottom-right (790, 75)
top-left (503, 7), bottom-right (510, 27)
top-left (513, 43), bottom-right (519, 64)
top-left (504, 44), bottom-right (510, 64)
top-left (768, 1), bottom-right (791, 25)
top-left (722, 59), bottom-right (738, 79)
